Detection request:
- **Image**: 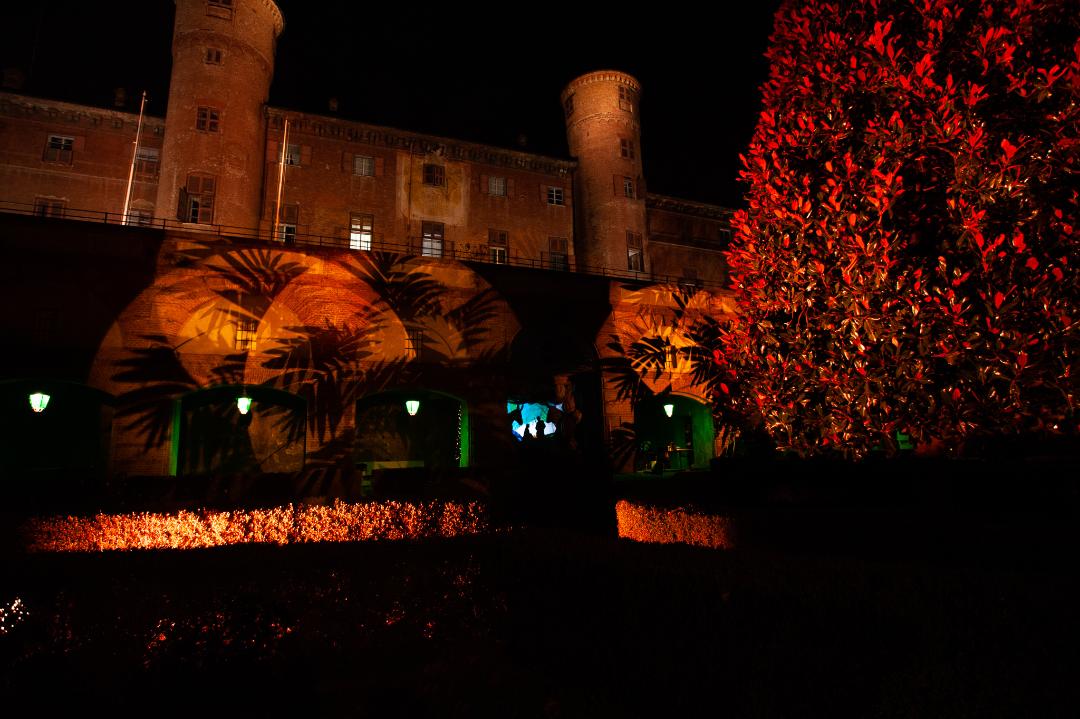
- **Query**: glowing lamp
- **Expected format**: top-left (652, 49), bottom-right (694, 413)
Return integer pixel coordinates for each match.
top-left (405, 399), bottom-right (420, 416)
top-left (29, 392), bottom-right (51, 413)
top-left (663, 403), bottom-right (674, 418)
top-left (237, 396), bottom-right (252, 415)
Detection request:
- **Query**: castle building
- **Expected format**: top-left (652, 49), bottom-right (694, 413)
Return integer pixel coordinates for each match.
top-left (0, 0), bottom-right (736, 498)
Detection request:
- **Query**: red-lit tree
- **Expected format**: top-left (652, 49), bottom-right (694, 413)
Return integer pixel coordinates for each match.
top-left (723, 0), bottom-right (1079, 458)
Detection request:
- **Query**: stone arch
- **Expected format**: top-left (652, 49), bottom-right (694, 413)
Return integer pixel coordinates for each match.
top-left (354, 388), bottom-right (470, 475)
top-left (172, 383), bottom-right (306, 477)
top-left (634, 391), bottom-right (716, 472)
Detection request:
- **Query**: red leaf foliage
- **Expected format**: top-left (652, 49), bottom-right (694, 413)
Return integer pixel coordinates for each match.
top-left (717, 0), bottom-right (1079, 459)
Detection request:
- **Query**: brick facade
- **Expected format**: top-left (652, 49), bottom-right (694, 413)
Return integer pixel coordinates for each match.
top-left (0, 0), bottom-right (739, 485)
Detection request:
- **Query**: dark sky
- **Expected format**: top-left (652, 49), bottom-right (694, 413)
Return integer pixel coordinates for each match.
top-left (1, 1), bottom-right (782, 207)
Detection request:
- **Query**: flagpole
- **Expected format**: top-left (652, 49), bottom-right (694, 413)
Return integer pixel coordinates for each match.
top-left (121, 90), bottom-right (147, 225)
top-left (272, 117), bottom-right (289, 241)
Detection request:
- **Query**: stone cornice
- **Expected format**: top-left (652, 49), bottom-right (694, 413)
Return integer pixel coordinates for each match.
top-left (266, 107), bottom-right (577, 177)
top-left (647, 193), bottom-right (735, 221)
top-left (0, 91), bottom-right (166, 134)
top-left (562, 70), bottom-right (642, 101)
top-left (257, 0), bottom-right (285, 36)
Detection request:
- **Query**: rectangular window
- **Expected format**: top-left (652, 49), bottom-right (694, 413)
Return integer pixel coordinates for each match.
top-left (421, 221), bottom-right (444, 258)
top-left (134, 146), bottom-right (159, 176)
top-left (283, 143), bottom-right (301, 166)
top-left (618, 85), bottom-right (635, 112)
top-left (353, 154), bottom-right (375, 176)
top-left (204, 47), bottom-right (223, 64)
top-left (350, 212), bottom-right (373, 251)
top-left (196, 106), bottom-right (220, 132)
top-left (563, 93), bottom-right (574, 118)
top-left (423, 163), bottom-right (445, 187)
top-left (276, 203), bottom-right (299, 243)
top-left (681, 267), bottom-right (701, 289)
top-left (627, 231), bottom-right (644, 272)
top-left (405, 327), bottom-right (423, 360)
top-left (234, 316), bottom-right (257, 352)
top-left (620, 139), bottom-right (635, 159)
top-left (127, 208), bottom-right (153, 226)
top-left (488, 175), bottom-right (507, 197)
top-left (33, 197), bottom-right (66, 218)
top-left (180, 173), bottom-right (215, 224)
top-left (548, 237), bottom-right (569, 271)
top-left (43, 135), bottom-right (74, 164)
top-left (623, 177), bottom-right (635, 198)
top-left (488, 229), bottom-right (508, 264)
top-left (547, 186), bottom-right (564, 206)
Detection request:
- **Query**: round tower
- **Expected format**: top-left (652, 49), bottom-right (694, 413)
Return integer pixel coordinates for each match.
top-left (561, 71), bottom-right (648, 274)
top-left (156, 0), bottom-right (284, 231)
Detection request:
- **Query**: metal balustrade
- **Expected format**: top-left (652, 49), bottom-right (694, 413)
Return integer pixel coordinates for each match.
top-left (0, 199), bottom-right (723, 289)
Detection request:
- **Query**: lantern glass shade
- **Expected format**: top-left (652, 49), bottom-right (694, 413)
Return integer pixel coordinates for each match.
top-left (405, 399), bottom-right (420, 416)
top-left (29, 392), bottom-right (51, 413)
top-left (237, 396), bottom-right (253, 415)
top-left (663, 403), bottom-right (674, 418)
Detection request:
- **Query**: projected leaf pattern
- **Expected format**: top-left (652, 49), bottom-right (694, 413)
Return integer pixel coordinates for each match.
top-left (108, 243), bottom-right (500, 474)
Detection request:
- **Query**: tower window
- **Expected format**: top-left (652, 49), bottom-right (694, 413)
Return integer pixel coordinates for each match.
top-left (488, 229), bottom-right (508, 264)
top-left (620, 139), bottom-right (635, 159)
top-left (423, 163), bottom-right (445, 187)
top-left (546, 186), bottom-right (564, 206)
top-left (43, 135), bottom-right (74, 164)
top-left (623, 177), bottom-right (635, 198)
top-left (488, 176), bottom-right (507, 197)
top-left (350, 212), bottom-right (373, 251)
top-left (196, 107), bottom-right (220, 132)
top-left (207, 0), bottom-right (233, 19)
top-left (421, 221), bottom-right (444, 258)
top-left (354, 154), bottom-right (375, 176)
top-left (563, 93), bottom-right (574, 118)
top-left (618, 85), bottom-right (635, 111)
top-left (204, 47), bottom-right (223, 65)
top-left (134, 146), bottom-right (159, 177)
top-left (179, 173), bottom-right (215, 224)
top-left (548, 237), bottom-right (569, 271)
top-left (627, 231), bottom-right (644, 272)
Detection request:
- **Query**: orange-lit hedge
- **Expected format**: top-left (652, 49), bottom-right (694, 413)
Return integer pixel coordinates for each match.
top-left (615, 500), bottom-right (734, 549)
top-left (22, 500), bottom-right (487, 553)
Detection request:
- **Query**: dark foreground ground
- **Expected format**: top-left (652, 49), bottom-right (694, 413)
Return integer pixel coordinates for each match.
top-left (1, 458), bottom-right (1078, 717)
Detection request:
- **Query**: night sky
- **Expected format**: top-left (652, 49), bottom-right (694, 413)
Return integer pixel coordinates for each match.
top-left (1, 1), bottom-right (783, 207)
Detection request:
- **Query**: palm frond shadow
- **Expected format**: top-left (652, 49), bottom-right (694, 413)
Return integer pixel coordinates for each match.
top-left (111, 334), bottom-right (199, 449)
top-left (344, 251), bottom-right (445, 322)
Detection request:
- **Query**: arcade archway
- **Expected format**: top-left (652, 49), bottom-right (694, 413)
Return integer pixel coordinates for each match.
top-left (173, 384), bottom-right (306, 476)
top-left (634, 394), bottom-right (716, 471)
top-left (354, 389), bottom-right (469, 472)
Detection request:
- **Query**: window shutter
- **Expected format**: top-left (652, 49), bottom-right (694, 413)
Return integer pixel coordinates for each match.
top-left (267, 140), bottom-right (279, 161)
top-left (73, 136), bottom-right (86, 152)
top-left (176, 188), bottom-right (189, 221)
top-left (341, 152), bottom-right (348, 172)
top-left (186, 175), bottom-right (201, 193)
top-left (300, 145), bottom-right (312, 166)
top-left (375, 157), bottom-right (384, 176)
top-left (613, 175), bottom-right (620, 196)
top-left (506, 178), bottom-right (515, 198)
top-left (539, 184), bottom-right (546, 203)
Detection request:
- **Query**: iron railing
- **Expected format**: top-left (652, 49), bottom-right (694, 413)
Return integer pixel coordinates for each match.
top-left (0, 199), bottom-right (723, 289)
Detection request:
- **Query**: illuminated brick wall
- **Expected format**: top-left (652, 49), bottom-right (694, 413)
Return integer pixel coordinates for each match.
top-left (0, 92), bottom-right (163, 219)
top-left (258, 109), bottom-right (577, 268)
